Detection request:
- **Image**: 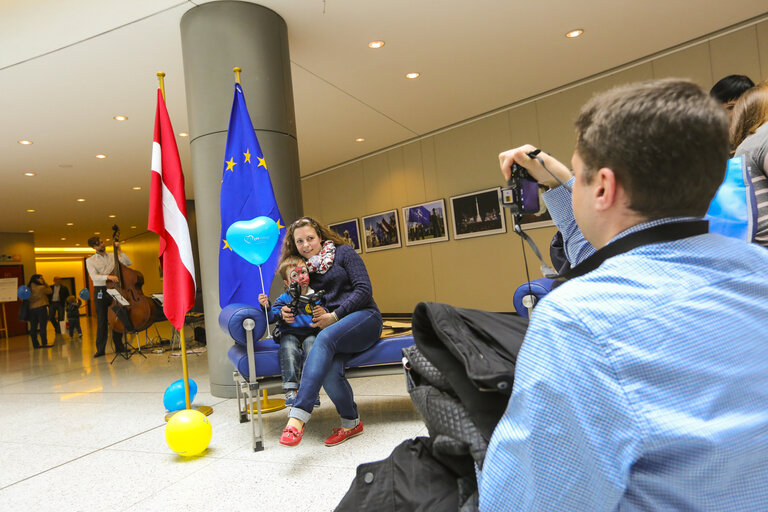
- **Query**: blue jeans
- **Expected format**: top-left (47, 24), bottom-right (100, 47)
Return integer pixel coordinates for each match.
top-left (278, 333), bottom-right (316, 391)
top-left (289, 309), bottom-right (382, 427)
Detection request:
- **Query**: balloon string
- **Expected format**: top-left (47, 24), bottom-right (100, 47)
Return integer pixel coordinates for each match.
top-left (258, 264), bottom-right (272, 339)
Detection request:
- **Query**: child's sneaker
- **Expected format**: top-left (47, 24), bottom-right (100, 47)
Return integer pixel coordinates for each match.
top-left (284, 390), bottom-right (297, 406)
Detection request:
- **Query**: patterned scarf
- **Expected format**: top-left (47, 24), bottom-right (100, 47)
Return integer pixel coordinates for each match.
top-left (306, 240), bottom-right (336, 274)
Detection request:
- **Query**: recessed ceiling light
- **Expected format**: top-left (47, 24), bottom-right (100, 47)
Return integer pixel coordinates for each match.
top-left (24, 172), bottom-right (35, 177)
top-left (113, 115), bottom-right (128, 121)
top-left (565, 29), bottom-right (584, 38)
top-left (368, 40), bottom-right (385, 49)
top-left (95, 154), bottom-right (107, 159)
top-left (105, 238), bottom-right (110, 242)
top-left (355, 137), bottom-right (365, 142)
top-left (132, 186), bottom-right (142, 190)
top-left (405, 72), bottom-right (420, 79)
top-left (94, 232), bottom-right (101, 235)
top-left (60, 237), bottom-right (66, 241)
top-left (18, 140), bottom-right (33, 145)
top-left (26, 209), bottom-right (35, 213)
top-left (108, 214), bottom-right (116, 218)
top-left (75, 243), bottom-right (80, 246)
top-left (77, 198), bottom-right (86, 202)
top-left (130, 225), bottom-right (137, 229)
top-left (178, 132), bottom-right (189, 137)
top-left (28, 230), bottom-right (34, 233)
top-left (66, 222), bottom-right (74, 226)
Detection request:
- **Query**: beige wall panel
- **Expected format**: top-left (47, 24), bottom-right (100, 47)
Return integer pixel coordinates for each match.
top-left (361, 153), bottom-right (394, 214)
top-left (709, 26), bottom-right (761, 83)
top-left (506, 102), bottom-right (541, 150)
top-left (757, 20), bottom-right (768, 81)
top-left (420, 137), bottom-right (439, 200)
top-left (432, 113), bottom-right (511, 198)
top-left (362, 244), bottom-right (434, 313)
top-left (536, 63), bottom-right (653, 163)
top-left (652, 43), bottom-right (713, 87)
top-left (387, 147), bottom-right (410, 208)
top-left (401, 142), bottom-right (427, 206)
top-left (431, 231), bottom-right (516, 311)
top-left (321, 163), bottom-right (366, 224)
top-left (301, 177), bottom-right (322, 220)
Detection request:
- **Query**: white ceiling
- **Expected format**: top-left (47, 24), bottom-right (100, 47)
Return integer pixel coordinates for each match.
top-left (2, 0), bottom-right (766, 247)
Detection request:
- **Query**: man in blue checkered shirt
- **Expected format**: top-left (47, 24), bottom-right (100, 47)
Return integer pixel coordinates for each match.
top-left (480, 79), bottom-right (768, 511)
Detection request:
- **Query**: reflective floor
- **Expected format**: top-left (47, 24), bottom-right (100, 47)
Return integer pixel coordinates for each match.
top-left (0, 317), bottom-right (425, 511)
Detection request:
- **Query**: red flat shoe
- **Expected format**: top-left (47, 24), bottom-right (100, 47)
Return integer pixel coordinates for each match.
top-left (279, 425), bottom-right (304, 447)
top-left (324, 421), bottom-right (363, 447)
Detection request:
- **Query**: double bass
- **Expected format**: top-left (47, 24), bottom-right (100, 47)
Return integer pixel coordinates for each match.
top-left (107, 225), bottom-right (159, 333)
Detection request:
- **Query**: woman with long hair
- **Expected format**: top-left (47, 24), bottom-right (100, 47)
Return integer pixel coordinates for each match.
top-left (276, 217), bottom-right (382, 447)
top-left (731, 81), bottom-right (768, 247)
top-left (27, 274), bottom-right (53, 348)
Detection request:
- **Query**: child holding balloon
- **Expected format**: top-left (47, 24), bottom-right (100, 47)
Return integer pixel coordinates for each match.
top-left (259, 256), bottom-right (326, 406)
top-left (65, 295), bottom-right (83, 340)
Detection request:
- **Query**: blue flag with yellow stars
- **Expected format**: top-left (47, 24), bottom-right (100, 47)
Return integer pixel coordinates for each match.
top-left (219, 83), bottom-right (285, 307)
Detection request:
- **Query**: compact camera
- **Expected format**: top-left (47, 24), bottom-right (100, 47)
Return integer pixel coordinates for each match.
top-left (501, 161), bottom-right (540, 215)
top-left (288, 281), bottom-right (325, 316)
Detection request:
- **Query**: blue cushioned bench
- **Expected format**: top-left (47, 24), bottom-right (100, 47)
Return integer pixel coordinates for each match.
top-left (219, 303), bottom-right (414, 451)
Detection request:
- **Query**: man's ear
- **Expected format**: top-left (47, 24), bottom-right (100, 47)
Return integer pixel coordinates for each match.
top-left (593, 167), bottom-right (617, 211)
top-left (283, 279), bottom-right (290, 287)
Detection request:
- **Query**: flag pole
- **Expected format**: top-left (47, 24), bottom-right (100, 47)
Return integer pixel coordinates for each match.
top-left (156, 72), bottom-right (211, 421)
top-left (258, 265), bottom-right (272, 339)
top-left (157, 71), bottom-right (166, 101)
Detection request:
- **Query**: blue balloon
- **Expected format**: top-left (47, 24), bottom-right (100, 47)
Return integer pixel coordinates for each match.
top-left (17, 285), bottom-right (31, 300)
top-left (163, 378), bottom-right (198, 412)
top-left (226, 216), bottom-right (280, 266)
top-left (79, 288), bottom-right (90, 301)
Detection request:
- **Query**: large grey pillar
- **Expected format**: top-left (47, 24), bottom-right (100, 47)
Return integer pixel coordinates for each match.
top-left (180, 2), bottom-right (303, 398)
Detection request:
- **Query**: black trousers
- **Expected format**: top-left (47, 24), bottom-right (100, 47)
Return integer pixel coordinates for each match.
top-left (29, 306), bottom-right (49, 347)
top-left (94, 287), bottom-right (124, 354)
top-left (49, 301), bottom-right (65, 332)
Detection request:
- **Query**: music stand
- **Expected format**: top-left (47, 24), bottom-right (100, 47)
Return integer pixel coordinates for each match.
top-left (108, 290), bottom-right (148, 364)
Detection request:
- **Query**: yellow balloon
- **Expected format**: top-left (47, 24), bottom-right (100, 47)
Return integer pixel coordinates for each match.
top-left (165, 409), bottom-right (212, 456)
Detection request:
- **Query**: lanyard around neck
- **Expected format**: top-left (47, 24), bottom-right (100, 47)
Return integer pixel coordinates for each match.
top-left (561, 220), bottom-right (709, 282)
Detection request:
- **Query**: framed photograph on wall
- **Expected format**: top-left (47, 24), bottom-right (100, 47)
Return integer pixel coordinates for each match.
top-left (328, 218), bottom-right (363, 253)
top-left (361, 209), bottom-right (401, 252)
top-left (512, 209), bottom-right (555, 230)
top-left (450, 187), bottom-right (507, 239)
top-left (402, 199), bottom-right (449, 246)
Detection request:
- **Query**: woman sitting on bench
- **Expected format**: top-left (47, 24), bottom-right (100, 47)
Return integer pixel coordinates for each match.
top-left (278, 217), bottom-right (383, 447)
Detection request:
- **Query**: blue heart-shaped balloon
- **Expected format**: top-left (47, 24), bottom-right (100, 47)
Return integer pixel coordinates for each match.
top-left (226, 216), bottom-right (280, 266)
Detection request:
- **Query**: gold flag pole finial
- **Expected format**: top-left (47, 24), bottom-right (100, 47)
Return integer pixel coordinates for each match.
top-left (157, 72), bottom-right (166, 102)
top-left (233, 67), bottom-right (242, 84)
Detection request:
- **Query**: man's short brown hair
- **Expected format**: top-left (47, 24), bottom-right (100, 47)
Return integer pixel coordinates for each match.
top-left (87, 236), bottom-right (100, 248)
top-left (574, 79), bottom-right (729, 218)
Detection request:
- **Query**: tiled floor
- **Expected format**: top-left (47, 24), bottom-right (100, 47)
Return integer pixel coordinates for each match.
top-left (0, 317), bottom-right (426, 511)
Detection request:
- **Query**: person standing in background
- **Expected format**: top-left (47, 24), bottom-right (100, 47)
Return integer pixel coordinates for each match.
top-left (47, 276), bottom-right (70, 334)
top-left (28, 274), bottom-right (53, 349)
top-left (85, 236), bottom-right (129, 358)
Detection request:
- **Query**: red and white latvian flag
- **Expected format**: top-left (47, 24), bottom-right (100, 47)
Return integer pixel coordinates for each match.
top-left (148, 89), bottom-right (196, 330)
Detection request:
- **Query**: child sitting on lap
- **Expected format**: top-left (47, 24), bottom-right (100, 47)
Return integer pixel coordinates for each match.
top-left (65, 295), bottom-right (83, 340)
top-left (259, 256), bottom-right (325, 407)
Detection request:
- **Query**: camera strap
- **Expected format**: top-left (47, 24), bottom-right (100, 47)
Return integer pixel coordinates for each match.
top-left (514, 223), bottom-right (558, 278)
top-left (560, 219), bottom-right (709, 282)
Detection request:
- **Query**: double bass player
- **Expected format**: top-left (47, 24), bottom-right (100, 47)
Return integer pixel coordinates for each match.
top-left (86, 236), bottom-right (129, 357)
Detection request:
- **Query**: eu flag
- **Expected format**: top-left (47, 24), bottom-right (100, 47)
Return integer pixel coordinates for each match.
top-left (219, 83), bottom-right (285, 307)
